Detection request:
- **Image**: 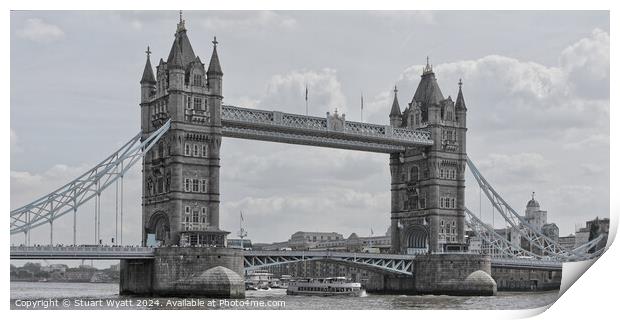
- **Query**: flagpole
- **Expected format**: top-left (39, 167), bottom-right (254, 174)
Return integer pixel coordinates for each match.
top-left (360, 92), bottom-right (364, 122)
top-left (305, 84), bottom-right (308, 116)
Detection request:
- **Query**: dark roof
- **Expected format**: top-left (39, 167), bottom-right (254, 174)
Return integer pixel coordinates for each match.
top-left (412, 71), bottom-right (444, 106)
top-left (527, 198), bottom-right (540, 208)
top-left (207, 42), bottom-right (223, 75)
top-left (455, 83), bottom-right (467, 110)
top-left (140, 55), bottom-right (156, 84)
top-left (166, 28), bottom-right (196, 68)
top-left (389, 87), bottom-right (401, 117)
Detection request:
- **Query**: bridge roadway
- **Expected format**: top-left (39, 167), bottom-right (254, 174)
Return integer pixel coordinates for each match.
top-left (10, 246), bottom-right (562, 273)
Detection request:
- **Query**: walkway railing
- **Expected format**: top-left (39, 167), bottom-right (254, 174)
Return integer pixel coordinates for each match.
top-left (221, 105), bottom-right (433, 153)
top-left (10, 245), bottom-right (155, 259)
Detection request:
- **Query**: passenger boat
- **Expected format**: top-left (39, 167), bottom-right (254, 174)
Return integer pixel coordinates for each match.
top-left (286, 277), bottom-right (363, 296)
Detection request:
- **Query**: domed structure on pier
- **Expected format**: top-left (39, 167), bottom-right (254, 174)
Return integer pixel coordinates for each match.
top-left (176, 266), bottom-right (245, 298)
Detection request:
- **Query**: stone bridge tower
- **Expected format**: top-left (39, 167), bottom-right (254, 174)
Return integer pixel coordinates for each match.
top-left (389, 60), bottom-right (468, 254)
top-left (139, 16), bottom-right (228, 246)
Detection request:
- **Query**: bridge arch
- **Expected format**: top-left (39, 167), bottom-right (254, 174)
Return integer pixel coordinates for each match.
top-left (404, 225), bottom-right (428, 254)
top-left (243, 251), bottom-right (414, 275)
top-left (146, 211), bottom-right (170, 246)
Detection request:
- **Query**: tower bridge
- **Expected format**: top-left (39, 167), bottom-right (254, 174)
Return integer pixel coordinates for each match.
top-left (10, 15), bottom-right (603, 298)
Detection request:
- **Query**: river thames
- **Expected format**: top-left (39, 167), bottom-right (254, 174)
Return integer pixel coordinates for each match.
top-left (11, 282), bottom-right (560, 310)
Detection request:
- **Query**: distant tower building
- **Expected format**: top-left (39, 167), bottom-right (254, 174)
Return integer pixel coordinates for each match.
top-left (389, 60), bottom-right (467, 254)
top-left (139, 15), bottom-right (228, 246)
top-left (522, 193), bottom-right (559, 253)
top-left (524, 192), bottom-right (547, 232)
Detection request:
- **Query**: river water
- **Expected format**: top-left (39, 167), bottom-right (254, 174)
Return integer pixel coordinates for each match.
top-left (10, 282), bottom-right (559, 310)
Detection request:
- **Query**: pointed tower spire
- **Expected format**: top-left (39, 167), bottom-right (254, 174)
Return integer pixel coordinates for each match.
top-left (455, 78), bottom-right (467, 111)
top-left (177, 10), bottom-right (186, 33)
top-left (390, 85), bottom-right (402, 117)
top-left (423, 56), bottom-right (433, 74)
top-left (207, 36), bottom-right (223, 76)
top-left (140, 46), bottom-right (156, 84)
top-left (389, 85), bottom-right (403, 127)
top-left (167, 11), bottom-right (196, 68)
top-left (168, 41), bottom-right (184, 68)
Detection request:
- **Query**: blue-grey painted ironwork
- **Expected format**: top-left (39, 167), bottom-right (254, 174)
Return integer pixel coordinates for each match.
top-left (244, 250), bottom-right (415, 275)
top-left (9, 246), bottom-right (562, 273)
top-left (10, 120), bottom-right (171, 235)
top-left (465, 156), bottom-right (602, 261)
top-left (221, 105), bottom-right (433, 153)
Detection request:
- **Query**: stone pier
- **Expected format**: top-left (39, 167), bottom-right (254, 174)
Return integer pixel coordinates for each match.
top-left (120, 247), bottom-right (245, 298)
top-left (413, 253), bottom-right (497, 296)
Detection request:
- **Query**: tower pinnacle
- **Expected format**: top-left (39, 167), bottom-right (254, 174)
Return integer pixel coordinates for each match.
top-left (140, 45), bottom-right (156, 84)
top-left (423, 56), bottom-right (433, 74)
top-left (455, 77), bottom-right (467, 111)
top-left (177, 10), bottom-right (186, 32)
top-left (389, 84), bottom-right (402, 118)
top-left (207, 36), bottom-right (223, 75)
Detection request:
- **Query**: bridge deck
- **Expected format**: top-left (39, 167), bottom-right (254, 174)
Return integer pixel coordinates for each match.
top-left (9, 246), bottom-right (155, 260)
top-left (10, 247), bottom-right (562, 271)
top-left (221, 105), bottom-right (433, 153)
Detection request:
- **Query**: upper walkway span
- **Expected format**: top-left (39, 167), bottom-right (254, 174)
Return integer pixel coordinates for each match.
top-left (221, 105), bottom-right (434, 153)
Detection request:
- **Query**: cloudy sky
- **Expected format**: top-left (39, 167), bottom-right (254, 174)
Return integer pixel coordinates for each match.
top-left (10, 11), bottom-right (609, 248)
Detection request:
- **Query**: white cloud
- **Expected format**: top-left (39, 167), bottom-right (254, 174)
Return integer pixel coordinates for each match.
top-left (391, 29), bottom-right (609, 147)
top-left (16, 18), bottom-right (65, 43)
top-left (559, 28), bottom-right (610, 99)
top-left (258, 68), bottom-right (347, 115)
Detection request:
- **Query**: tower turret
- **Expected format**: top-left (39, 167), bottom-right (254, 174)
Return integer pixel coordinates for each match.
top-left (389, 85), bottom-right (402, 127)
top-left (207, 36), bottom-right (223, 97)
top-left (140, 46), bottom-right (156, 132)
top-left (455, 79), bottom-right (467, 128)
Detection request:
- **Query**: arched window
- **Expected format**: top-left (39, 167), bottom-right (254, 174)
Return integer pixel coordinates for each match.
top-left (410, 166), bottom-right (419, 182)
top-left (185, 144), bottom-right (190, 156)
